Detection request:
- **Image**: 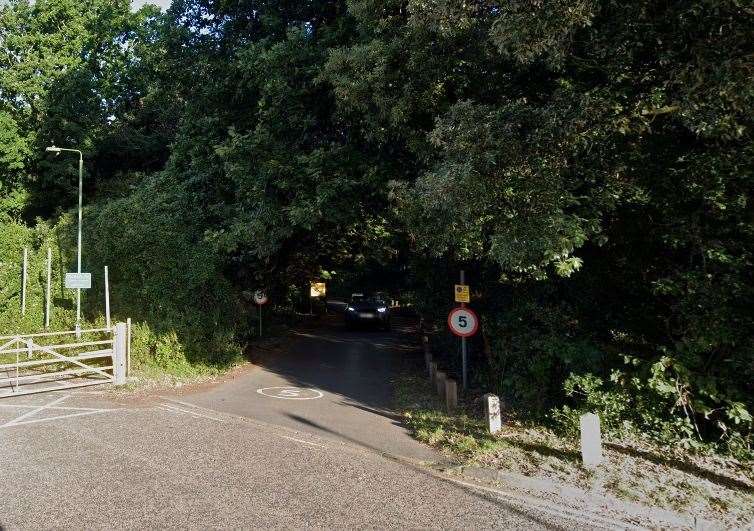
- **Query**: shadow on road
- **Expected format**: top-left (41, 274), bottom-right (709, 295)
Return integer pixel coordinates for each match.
top-left (248, 315), bottom-right (420, 415)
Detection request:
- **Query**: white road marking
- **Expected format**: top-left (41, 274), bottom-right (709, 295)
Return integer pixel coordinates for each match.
top-left (0, 394), bottom-right (115, 429)
top-left (0, 395), bottom-right (70, 427)
top-left (278, 435), bottom-right (328, 449)
top-left (1, 409), bottom-right (111, 428)
top-left (0, 403), bottom-right (107, 412)
top-left (159, 403), bottom-right (224, 422)
top-left (256, 386), bottom-right (324, 400)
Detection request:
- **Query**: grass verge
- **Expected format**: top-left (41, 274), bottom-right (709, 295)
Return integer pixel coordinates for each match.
top-left (395, 373), bottom-right (754, 527)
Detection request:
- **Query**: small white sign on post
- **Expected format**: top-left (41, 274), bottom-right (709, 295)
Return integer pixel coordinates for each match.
top-left (65, 272), bottom-right (91, 289)
top-left (580, 412), bottom-right (603, 469)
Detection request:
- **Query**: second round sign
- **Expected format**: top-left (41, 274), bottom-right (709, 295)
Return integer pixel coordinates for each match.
top-left (447, 307), bottom-right (479, 337)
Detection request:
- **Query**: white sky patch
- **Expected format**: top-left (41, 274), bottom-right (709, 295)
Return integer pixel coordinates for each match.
top-left (1, 0), bottom-right (172, 10)
top-left (132, 0), bottom-right (172, 9)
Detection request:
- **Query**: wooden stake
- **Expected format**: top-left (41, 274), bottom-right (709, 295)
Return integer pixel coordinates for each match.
top-left (21, 248), bottom-right (27, 316)
top-left (104, 266), bottom-right (111, 330)
top-left (45, 247), bottom-right (52, 329)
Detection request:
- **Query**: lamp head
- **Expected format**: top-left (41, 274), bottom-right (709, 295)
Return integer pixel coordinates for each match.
top-left (46, 146), bottom-right (61, 155)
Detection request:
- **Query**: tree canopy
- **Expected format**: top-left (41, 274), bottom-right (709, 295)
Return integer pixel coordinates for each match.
top-left (0, 0), bottom-right (751, 456)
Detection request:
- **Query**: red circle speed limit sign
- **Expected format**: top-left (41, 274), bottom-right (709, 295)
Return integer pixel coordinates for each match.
top-left (447, 307), bottom-right (479, 337)
top-left (253, 290), bottom-right (269, 305)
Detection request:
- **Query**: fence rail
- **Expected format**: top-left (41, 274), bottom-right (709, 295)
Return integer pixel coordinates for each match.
top-left (0, 323), bottom-right (128, 399)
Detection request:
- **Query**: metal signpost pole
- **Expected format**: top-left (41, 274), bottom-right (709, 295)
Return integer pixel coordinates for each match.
top-left (460, 270), bottom-right (467, 391)
top-left (76, 153), bottom-right (83, 338)
top-left (259, 303), bottom-right (262, 338)
top-left (46, 146), bottom-right (85, 337)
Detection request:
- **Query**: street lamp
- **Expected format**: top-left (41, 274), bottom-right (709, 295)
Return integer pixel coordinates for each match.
top-left (46, 145), bottom-right (84, 335)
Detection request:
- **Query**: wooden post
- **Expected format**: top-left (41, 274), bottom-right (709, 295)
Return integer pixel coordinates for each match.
top-left (45, 247), bottom-right (52, 329)
top-left (435, 371), bottom-right (446, 397)
top-left (104, 266), bottom-right (111, 330)
top-left (21, 247), bottom-right (27, 316)
top-left (126, 317), bottom-right (132, 376)
top-left (445, 378), bottom-right (458, 412)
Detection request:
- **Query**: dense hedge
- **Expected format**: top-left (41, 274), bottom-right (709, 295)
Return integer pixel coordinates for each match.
top-left (0, 0), bottom-right (751, 456)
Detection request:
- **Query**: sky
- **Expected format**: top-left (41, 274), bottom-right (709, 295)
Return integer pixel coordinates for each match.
top-left (1, 0), bottom-right (173, 9)
top-left (132, 0), bottom-right (172, 9)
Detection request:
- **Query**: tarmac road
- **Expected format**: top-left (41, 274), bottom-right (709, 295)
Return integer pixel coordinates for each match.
top-left (0, 315), bottom-right (597, 528)
top-left (182, 314), bottom-right (439, 462)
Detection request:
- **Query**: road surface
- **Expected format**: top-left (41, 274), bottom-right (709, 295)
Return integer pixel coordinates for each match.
top-left (0, 315), bottom-right (602, 528)
top-left (183, 315), bottom-right (439, 462)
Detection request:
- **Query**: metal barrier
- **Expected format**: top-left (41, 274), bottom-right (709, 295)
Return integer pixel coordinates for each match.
top-left (0, 323), bottom-right (127, 398)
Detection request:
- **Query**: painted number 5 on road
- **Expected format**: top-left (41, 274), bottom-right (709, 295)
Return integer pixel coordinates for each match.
top-left (447, 307), bottom-right (479, 338)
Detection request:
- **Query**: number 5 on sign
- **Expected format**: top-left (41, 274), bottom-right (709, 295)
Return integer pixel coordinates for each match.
top-left (448, 307), bottom-right (479, 338)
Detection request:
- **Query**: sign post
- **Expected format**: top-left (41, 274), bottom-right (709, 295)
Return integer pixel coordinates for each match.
top-left (65, 272), bottom-right (91, 337)
top-left (448, 271), bottom-right (477, 390)
top-left (253, 290), bottom-right (269, 337)
top-left (460, 270), bottom-right (467, 390)
top-left (65, 273), bottom-right (91, 289)
top-left (310, 282), bottom-right (326, 315)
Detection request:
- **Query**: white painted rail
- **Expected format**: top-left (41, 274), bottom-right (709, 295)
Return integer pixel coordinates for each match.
top-left (0, 325), bottom-right (127, 398)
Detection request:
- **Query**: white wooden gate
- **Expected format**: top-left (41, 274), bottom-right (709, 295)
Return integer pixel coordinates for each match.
top-left (0, 323), bottom-right (128, 398)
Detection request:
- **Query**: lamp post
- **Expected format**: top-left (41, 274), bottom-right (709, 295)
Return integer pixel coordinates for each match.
top-left (46, 145), bottom-right (84, 335)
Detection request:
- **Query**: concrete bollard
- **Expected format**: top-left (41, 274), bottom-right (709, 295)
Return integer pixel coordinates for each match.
top-left (483, 394), bottom-right (502, 434)
top-left (580, 413), bottom-right (603, 469)
top-left (445, 378), bottom-right (458, 412)
top-left (435, 371), bottom-right (446, 397)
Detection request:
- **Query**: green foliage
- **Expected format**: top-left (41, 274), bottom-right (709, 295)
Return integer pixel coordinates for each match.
top-left (0, 0), bottom-right (750, 456)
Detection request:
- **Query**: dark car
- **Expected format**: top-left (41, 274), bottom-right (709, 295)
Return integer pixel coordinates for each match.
top-left (344, 296), bottom-right (391, 330)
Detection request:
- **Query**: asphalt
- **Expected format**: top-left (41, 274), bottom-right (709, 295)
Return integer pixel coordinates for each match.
top-left (183, 315), bottom-right (439, 462)
top-left (0, 314), bottom-right (593, 528)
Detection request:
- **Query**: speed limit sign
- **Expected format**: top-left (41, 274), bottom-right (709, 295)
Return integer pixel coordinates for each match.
top-left (448, 307), bottom-right (479, 338)
top-left (253, 290), bottom-right (269, 305)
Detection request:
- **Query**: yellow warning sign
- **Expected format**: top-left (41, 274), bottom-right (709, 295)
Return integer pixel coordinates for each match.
top-left (310, 282), bottom-right (326, 298)
top-left (454, 284), bottom-right (470, 303)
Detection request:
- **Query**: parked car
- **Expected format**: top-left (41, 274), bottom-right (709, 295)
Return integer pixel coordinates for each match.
top-left (344, 296), bottom-right (391, 330)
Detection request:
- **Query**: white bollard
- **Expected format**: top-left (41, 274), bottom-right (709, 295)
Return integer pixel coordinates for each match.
top-left (483, 393), bottom-right (502, 434)
top-left (580, 412), bottom-right (603, 469)
top-left (113, 322), bottom-right (127, 385)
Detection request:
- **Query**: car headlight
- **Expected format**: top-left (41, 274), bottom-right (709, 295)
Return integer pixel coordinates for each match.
top-left (347, 306), bottom-right (356, 312)
top-left (377, 307), bottom-right (387, 313)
